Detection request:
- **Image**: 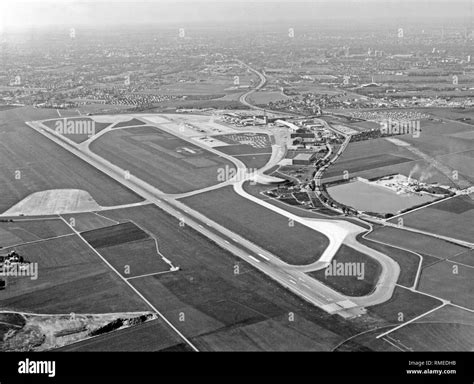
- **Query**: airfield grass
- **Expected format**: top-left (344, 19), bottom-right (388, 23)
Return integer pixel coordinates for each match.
top-left (90, 126), bottom-right (235, 194)
top-left (60, 212), bottom-right (120, 232)
top-left (181, 186), bottom-right (330, 265)
top-left (418, 260), bottom-right (474, 309)
top-left (391, 195), bottom-right (474, 243)
top-left (0, 107), bottom-right (142, 213)
top-left (357, 234), bottom-right (420, 287)
top-left (308, 245), bottom-right (382, 297)
top-left (0, 235), bottom-right (148, 314)
top-left (0, 218), bottom-right (73, 247)
top-left (100, 204), bottom-right (372, 351)
top-left (112, 118), bottom-right (146, 129)
top-left (233, 153), bottom-right (272, 170)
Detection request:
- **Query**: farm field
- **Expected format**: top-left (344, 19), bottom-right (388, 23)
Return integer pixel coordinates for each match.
top-left (308, 244), bottom-right (382, 296)
top-left (98, 204), bottom-right (373, 351)
top-left (0, 235), bottom-right (148, 314)
top-left (373, 305), bottom-right (474, 351)
top-left (0, 107), bottom-right (143, 213)
top-left (180, 186), bottom-right (330, 265)
top-left (388, 323), bottom-right (474, 351)
top-left (0, 218), bottom-right (73, 247)
top-left (98, 238), bottom-right (171, 278)
top-left (418, 260), bottom-right (474, 309)
top-left (60, 211), bottom-right (121, 232)
top-left (81, 222), bottom-right (171, 278)
top-left (90, 126), bottom-right (235, 194)
top-left (41, 118), bottom-right (111, 143)
top-left (81, 222), bottom-right (149, 248)
top-left (390, 194), bottom-right (474, 243)
top-left (56, 318), bottom-right (187, 352)
top-left (368, 286), bottom-right (442, 324)
top-left (451, 249), bottom-right (474, 267)
top-left (366, 226), bottom-right (468, 259)
top-left (337, 304), bottom-right (474, 351)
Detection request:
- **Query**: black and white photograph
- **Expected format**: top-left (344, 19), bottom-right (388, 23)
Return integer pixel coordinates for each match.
top-left (0, 0), bottom-right (473, 381)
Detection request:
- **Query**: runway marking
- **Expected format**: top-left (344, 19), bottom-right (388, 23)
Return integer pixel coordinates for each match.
top-left (248, 255), bottom-right (261, 263)
top-left (232, 238), bottom-right (239, 242)
top-left (258, 253), bottom-right (270, 261)
top-left (289, 279), bottom-right (297, 285)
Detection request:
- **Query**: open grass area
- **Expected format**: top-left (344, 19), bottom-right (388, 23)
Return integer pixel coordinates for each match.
top-left (90, 126), bottom-right (235, 194)
top-left (357, 233), bottom-right (420, 287)
top-left (181, 186), bottom-right (330, 265)
top-left (308, 244), bottom-right (382, 296)
top-left (0, 107), bottom-right (142, 213)
top-left (0, 235), bottom-right (148, 314)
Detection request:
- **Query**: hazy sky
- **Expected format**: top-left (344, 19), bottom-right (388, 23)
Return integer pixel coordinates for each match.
top-left (0, 0), bottom-right (473, 30)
